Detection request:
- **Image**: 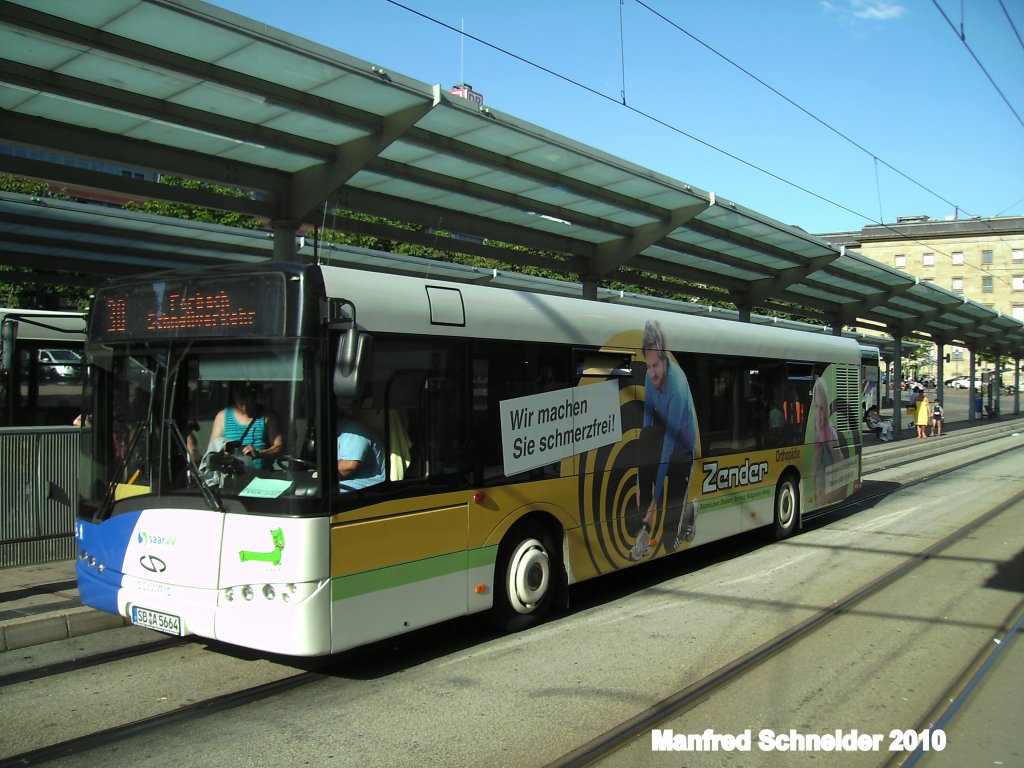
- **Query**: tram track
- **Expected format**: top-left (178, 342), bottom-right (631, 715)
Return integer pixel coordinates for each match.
top-left (0, 636), bottom-right (191, 689)
top-left (0, 669), bottom-right (327, 768)
top-left (2, 430), bottom-right (1021, 767)
top-left (808, 426), bottom-right (1024, 527)
top-left (889, 594), bottom-right (1024, 768)
top-left (546, 444), bottom-right (1024, 768)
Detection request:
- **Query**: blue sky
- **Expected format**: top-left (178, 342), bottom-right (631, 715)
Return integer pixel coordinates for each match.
top-left (210, 0), bottom-right (1024, 235)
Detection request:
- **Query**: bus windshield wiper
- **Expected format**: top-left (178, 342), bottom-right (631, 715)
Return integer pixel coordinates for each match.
top-left (98, 420), bottom-right (148, 520)
top-left (167, 419), bottom-right (225, 513)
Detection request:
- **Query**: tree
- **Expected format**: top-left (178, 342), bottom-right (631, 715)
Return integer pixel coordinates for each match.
top-left (0, 175), bottom-right (89, 310)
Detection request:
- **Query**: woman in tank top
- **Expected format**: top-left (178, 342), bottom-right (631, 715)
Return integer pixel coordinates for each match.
top-left (207, 382), bottom-right (283, 470)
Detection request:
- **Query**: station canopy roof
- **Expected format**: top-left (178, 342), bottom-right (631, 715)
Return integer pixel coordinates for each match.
top-left (0, 0), bottom-right (1022, 358)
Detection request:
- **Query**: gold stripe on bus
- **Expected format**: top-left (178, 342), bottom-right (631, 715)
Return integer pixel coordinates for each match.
top-left (331, 504), bottom-right (468, 577)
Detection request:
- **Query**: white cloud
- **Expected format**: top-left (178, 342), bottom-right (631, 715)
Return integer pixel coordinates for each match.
top-left (851, 1), bottom-right (906, 20)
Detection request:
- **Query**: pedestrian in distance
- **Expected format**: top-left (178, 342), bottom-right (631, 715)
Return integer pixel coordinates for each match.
top-left (865, 405), bottom-right (893, 441)
top-left (914, 386), bottom-right (930, 438)
top-left (931, 399), bottom-right (944, 437)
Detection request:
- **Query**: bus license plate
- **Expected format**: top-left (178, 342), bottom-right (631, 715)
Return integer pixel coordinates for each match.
top-left (131, 606), bottom-right (182, 636)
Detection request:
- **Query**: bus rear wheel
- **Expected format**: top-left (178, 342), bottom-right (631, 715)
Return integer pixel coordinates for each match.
top-left (773, 473), bottom-right (800, 540)
top-left (491, 522), bottom-right (559, 632)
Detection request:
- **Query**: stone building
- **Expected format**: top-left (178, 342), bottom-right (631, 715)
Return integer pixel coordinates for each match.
top-left (820, 215), bottom-right (1024, 380)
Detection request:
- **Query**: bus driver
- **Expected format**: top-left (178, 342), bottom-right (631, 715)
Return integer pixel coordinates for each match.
top-left (337, 415), bottom-right (385, 491)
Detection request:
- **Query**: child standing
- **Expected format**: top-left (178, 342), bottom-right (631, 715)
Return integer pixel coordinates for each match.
top-left (931, 399), bottom-right (944, 436)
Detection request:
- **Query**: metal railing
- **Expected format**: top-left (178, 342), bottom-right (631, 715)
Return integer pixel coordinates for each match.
top-left (0, 426), bottom-right (78, 567)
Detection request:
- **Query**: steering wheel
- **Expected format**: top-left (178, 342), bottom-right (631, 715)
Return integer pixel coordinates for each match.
top-left (274, 455), bottom-right (314, 472)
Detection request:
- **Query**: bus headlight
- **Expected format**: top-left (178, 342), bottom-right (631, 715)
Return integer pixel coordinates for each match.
top-left (221, 581), bottom-right (321, 607)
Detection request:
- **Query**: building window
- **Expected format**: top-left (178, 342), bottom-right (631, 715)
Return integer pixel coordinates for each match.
top-left (894, 254), bottom-right (906, 268)
top-left (1014, 249), bottom-right (1023, 262)
top-left (982, 249), bottom-right (994, 265)
top-left (1013, 275), bottom-right (1024, 291)
top-left (921, 252), bottom-right (934, 267)
top-left (952, 252), bottom-right (964, 265)
top-left (952, 277), bottom-right (964, 293)
top-left (1013, 305), bottom-right (1024, 322)
top-left (982, 275), bottom-right (993, 293)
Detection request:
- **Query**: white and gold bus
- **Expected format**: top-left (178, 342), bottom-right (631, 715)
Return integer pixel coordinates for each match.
top-left (76, 256), bottom-right (862, 656)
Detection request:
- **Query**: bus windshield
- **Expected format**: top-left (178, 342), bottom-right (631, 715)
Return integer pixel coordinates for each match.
top-left (79, 338), bottom-right (321, 520)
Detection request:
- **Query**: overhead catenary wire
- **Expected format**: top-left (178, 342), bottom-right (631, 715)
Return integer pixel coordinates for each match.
top-left (930, 0), bottom-right (1024, 130)
top-left (382, 0), bottom-right (1021, 290)
top-left (999, 0), bottom-right (1024, 55)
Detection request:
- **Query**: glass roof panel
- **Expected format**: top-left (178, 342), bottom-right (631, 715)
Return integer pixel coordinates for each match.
top-left (310, 74), bottom-right (430, 116)
top-left (0, 24), bottom-right (82, 70)
top-left (216, 42), bottom-right (339, 93)
top-left (18, 91), bottom-right (147, 133)
top-left (8, 0), bottom-right (138, 28)
top-left (169, 83), bottom-right (291, 124)
top-left (124, 119), bottom-right (252, 155)
top-left (56, 49), bottom-right (193, 100)
top-left (262, 111), bottom-right (371, 145)
top-left (217, 143), bottom-right (320, 173)
top-left (0, 82), bottom-right (38, 110)
top-left (106, 4), bottom-right (253, 62)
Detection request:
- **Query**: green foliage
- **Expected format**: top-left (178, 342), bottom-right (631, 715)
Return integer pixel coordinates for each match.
top-left (0, 176), bottom-right (87, 309)
top-left (121, 176), bottom-right (262, 229)
top-left (0, 174), bottom-right (71, 199)
top-left (0, 267), bottom-right (90, 311)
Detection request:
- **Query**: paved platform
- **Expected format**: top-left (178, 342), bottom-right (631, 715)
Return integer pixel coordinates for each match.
top-left (0, 559), bottom-right (127, 651)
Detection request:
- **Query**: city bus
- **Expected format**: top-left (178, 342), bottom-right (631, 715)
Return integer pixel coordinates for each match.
top-left (0, 308), bottom-right (85, 426)
top-left (0, 308), bottom-right (86, 565)
top-left (75, 257), bottom-right (863, 656)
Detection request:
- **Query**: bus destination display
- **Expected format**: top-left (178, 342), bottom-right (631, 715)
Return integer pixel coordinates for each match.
top-left (92, 275), bottom-right (286, 341)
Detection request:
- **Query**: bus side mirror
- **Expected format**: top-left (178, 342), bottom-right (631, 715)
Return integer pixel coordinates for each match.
top-left (0, 318), bottom-right (17, 375)
top-left (333, 329), bottom-right (373, 401)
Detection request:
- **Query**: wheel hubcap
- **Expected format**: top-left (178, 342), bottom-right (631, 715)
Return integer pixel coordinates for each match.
top-left (778, 483), bottom-right (795, 528)
top-left (507, 538), bottom-right (550, 614)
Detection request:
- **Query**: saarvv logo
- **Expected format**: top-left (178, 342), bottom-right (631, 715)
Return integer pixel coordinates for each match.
top-left (138, 531), bottom-right (177, 547)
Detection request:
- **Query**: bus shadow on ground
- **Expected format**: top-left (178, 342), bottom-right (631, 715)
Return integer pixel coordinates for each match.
top-left (205, 482), bottom-right (901, 678)
top-left (802, 479), bottom-right (902, 530)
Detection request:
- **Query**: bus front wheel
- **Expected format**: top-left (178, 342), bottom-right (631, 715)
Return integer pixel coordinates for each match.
top-left (773, 473), bottom-right (800, 540)
top-left (491, 522), bottom-right (559, 632)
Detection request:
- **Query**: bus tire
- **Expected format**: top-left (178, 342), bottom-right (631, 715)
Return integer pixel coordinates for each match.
top-left (773, 473), bottom-right (800, 540)
top-left (491, 522), bottom-right (560, 633)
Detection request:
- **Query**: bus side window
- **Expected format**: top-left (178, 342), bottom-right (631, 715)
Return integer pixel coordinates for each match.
top-left (353, 336), bottom-right (469, 489)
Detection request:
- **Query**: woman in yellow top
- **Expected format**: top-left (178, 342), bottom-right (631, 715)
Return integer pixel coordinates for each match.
top-left (915, 388), bottom-right (930, 438)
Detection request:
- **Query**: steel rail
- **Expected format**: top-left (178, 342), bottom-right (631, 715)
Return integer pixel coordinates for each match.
top-left (547, 454), bottom-right (1024, 768)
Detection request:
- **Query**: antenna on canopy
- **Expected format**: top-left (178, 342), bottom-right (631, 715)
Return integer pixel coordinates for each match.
top-left (460, 18), bottom-right (465, 86)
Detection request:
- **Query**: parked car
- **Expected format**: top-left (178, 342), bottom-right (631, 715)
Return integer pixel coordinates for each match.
top-left (918, 375), bottom-right (937, 388)
top-left (949, 376), bottom-right (982, 390)
top-left (37, 348), bottom-right (82, 380)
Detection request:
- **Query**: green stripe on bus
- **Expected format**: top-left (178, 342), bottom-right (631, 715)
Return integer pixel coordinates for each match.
top-left (332, 545), bottom-right (499, 601)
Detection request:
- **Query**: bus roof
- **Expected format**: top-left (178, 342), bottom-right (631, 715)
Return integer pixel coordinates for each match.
top-left (320, 265), bottom-right (861, 365)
